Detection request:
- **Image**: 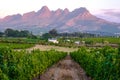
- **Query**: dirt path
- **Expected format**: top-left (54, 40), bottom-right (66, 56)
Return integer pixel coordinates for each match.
top-left (33, 54), bottom-right (91, 80)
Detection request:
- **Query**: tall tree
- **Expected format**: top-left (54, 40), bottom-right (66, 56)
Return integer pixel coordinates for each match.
top-left (0, 32), bottom-right (4, 37)
top-left (4, 28), bottom-right (34, 37)
top-left (42, 33), bottom-right (52, 40)
top-left (4, 28), bottom-right (15, 37)
top-left (49, 29), bottom-right (58, 37)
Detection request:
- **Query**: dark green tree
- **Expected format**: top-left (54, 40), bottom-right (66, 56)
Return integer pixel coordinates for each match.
top-left (4, 28), bottom-right (35, 38)
top-left (42, 33), bottom-right (52, 40)
top-left (0, 32), bottom-right (4, 37)
top-left (49, 29), bottom-right (58, 37)
top-left (4, 28), bottom-right (15, 37)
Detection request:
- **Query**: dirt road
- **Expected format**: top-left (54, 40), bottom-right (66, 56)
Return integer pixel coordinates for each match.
top-left (33, 54), bottom-right (91, 80)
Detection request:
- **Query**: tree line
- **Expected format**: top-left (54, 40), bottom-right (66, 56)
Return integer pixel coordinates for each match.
top-left (42, 29), bottom-right (96, 39)
top-left (0, 28), bottom-right (36, 38)
top-left (0, 28), bottom-right (96, 39)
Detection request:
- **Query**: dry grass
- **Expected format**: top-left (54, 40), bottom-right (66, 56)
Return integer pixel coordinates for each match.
top-left (27, 44), bottom-right (78, 52)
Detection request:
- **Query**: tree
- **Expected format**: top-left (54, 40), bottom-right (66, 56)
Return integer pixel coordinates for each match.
top-left (19, 30), bottom-right (30, 37)
top-left (118, 43), bottom-right (120, 54)
top-left (42, 33), bottom-right (52, 40)
top-left (0, 32), bottom-right (4, 37)
top-left (27, 32), bottom-right (37, 39)
top-left (4, 28), bottom-right (14, 37)
top-left (4, 28), bottom-right (35, 38)
top-left (49, 29), bottom-right (58, 37)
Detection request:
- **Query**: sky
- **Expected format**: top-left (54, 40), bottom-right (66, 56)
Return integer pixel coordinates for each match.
top-left (0, 0), bottom-right (120, 22)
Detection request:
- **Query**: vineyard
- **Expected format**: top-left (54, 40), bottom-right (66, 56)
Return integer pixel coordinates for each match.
top-left (0, 43), bottom-right (35, 49)
top-left (71, 46), bottom-right (120, 80)
top-left (0, 47), bottom-right (67, 80)
top-left (0, 37), bottom-right (120, 48)
top-left (0, 37), bottom-right (120, 80)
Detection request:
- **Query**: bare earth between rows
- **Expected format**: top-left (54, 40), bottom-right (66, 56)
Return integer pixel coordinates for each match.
top-left (33, 54), bottom-right (91, 80)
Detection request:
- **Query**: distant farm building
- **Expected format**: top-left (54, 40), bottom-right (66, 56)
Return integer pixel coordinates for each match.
top-left (74, 41), bottom-right (80, 45)
top-left (66, 39), bottom-right (70, 42)
top-left (48, 38), bottom-right (59, 43)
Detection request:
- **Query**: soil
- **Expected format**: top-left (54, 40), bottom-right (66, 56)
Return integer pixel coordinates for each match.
top-left (33, 54), bottom-right (91, 80)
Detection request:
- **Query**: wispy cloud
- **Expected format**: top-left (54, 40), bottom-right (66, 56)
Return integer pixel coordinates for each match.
top-left (94, 9), bottom-right (120, 23)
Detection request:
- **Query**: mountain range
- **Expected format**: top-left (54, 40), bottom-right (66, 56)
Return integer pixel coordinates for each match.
top-left (0, 6), bottom-right (120, 35)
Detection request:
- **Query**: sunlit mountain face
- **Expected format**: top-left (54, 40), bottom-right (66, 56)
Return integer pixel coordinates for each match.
top-left (0, 6), bottom-right (120, 34)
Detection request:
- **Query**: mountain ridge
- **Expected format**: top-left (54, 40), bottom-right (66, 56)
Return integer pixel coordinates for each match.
top-left (0, 6), bottom-right (120, 34)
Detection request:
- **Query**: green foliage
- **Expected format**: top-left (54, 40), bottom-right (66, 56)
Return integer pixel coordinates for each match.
top-left (0, 37), bottom-right (41, 44)
top-left (118, 43), bottom-right (120, 54)
top-left (0, 43), bottom-right (34, 49)
top-left (58, 32), bottom-right (95, 38)
top-left (3, 28), bottom-right (36, 38)
top-left (71, 47), bottom-right (120, 80)
top-left (0, 32), bottom-right (4, 37)
top-left (82, 37), bottom-right (120, 44)
top-left (85, 40), bottom-right (93, 45)
top-left (42, 29), bottom-right (58, 40)
top-left (0, 47), bottom-right (67, 80)
top-left (49, 29), bottom-right (58, 37)
top-left (0, 69), bottom-right (9, 80)
top-left (42, 33), bottom-right (52, 40)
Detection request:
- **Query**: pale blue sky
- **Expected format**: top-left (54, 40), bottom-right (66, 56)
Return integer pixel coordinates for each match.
top-left (0, 0), bottom-right (120, 18)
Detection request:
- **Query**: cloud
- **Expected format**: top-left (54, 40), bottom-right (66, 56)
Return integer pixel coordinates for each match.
top-left (102, 9), bottom-right (120, 16)
top-left (94, 9), bottom-right (120, 23)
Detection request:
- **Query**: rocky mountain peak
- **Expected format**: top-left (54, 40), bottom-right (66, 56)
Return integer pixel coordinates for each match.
top-left (2, 14), bottom-right (21, 22)
top-left (63, 8), bottom-right (69, 14)
top-left (79, 7), bottom-right (89, 12)
top-left (0, 6), bottom-right (120, 34)
top-left (54, 9), bottom-right (63, 16)
top-left (40, 6), bottom-right (50, 12)
top-left (37, 6), bottom-right (51, 18)
top-left (22, 11), bottom-right (36, 20)
top-left (73, 7), bottom-right (89, 15)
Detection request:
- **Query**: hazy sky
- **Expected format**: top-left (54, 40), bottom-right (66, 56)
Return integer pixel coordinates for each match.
top-left (0, 0), bottom-right (120, 18)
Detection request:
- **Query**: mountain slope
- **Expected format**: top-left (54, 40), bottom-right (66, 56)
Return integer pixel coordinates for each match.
top-left (0, 6), bottom-right (120, 34)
